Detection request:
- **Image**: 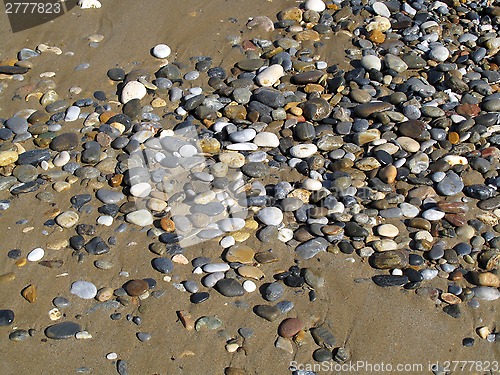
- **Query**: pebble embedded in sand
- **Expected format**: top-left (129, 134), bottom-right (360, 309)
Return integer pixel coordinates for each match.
top-left (152, 44), bottom-right (171, 59)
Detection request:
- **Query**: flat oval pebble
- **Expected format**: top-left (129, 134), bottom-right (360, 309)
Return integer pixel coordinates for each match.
top-left (27, 247), bottom-right (44, 262)
top-left (126, 210), bottom-right (154, 226)
top-left (256, 207), bottom-right (283, 226)
top-left (278, 318), bottom-right (304, 338)
top-left (45, 322), bottom-right (81, 339)
top-left (70, 281), bottom-right (97, 299)
top-left (152, 44), bottom-right (171, 59)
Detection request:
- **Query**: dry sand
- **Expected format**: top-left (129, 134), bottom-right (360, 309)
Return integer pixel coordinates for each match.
top-left (0, 1), bottom-right (498, 374)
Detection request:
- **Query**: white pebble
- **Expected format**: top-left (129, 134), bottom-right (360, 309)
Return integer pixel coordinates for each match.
top-left (302, 178), bottom-right (322, 191)
top-left (278, 228), bottom-right (294, 242)
top-left (256, 207), bottom-right (283, 226)
top-left (53, 151), bottom-right (70, 167)
top-left (305, 0), bottom-right (326, 12)
top-left (361, 55), bottom-right (382, 71)
top-left (97, 215), bottom-right (113, 226)
top-left (75, 331), bottom-right (93, 339)
top-left (243, 280), bottom-right (257, 292)
top-left (256, 64), bottom-right (284, 87)
top-left (78, 0), bottom-right (101, 8)
top-left (106, 353), bottom-right (118, 360)
top-left (218, 218), bottom-right (246, 232)
top-left (220, 236), bottom-right (236, 248)
top-left (121, 81), bottom-right (147, 104)
top-left (130, 182), bottom-right (152, 198)
top-left (429, 45), bottom-right (450, 62)
top-left (27, 247), bottom-right (44, 262)
top-left (179, 144), bottom-right (198, 157)
top-left (65, 106), bottom-right (80, 122)
top-left (372, 2), bottom-right (391, 17)
top-left (253, 132), bottom-right (280, 148)
top-left (55, 211), bottom-right (79, 228)
top-left (289, 144), bottom-right (318, 158)
top-left (152, 44), bottom-right (171, 59)
top-left (126, 209), bottom-right (154, 226)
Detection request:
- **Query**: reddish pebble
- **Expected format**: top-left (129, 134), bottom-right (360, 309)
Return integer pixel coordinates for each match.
top-left (278, 318), bottom-right (304, 338)
top-left (455, 103), bottom-right (480, 117)
top-left (124, 279), bottom-right (149, 296)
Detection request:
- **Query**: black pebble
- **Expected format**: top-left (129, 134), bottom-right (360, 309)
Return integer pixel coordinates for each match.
top-left (462, 337), bottom-right (474, 347)
top-left (7, 249), bottom-right (21, 259)
top-left (190, 292), bottom-right (210, 304)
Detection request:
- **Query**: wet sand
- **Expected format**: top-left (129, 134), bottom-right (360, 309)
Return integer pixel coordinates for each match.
top-left (0, 1), bottom-right (499, 374)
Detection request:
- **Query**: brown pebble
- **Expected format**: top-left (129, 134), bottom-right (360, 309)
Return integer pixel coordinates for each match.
top-left (368, 29), bottom-right (386, 43)
top-left (0, 272), bottom-right (16, 284)
top-left (177, 310), bottom-right (194, 331)
top-left (160, 217), bottom-right (175, 232)
top-left (379, 165), bottom-right (397, 184)
top-left (21, 284), bottom-right (37, 303)
top-left (448, 132), bottom-right (460, 144)
top-left (449, 269), bottom-right (464, 281)
top-left (124, 279), bottom-right (149, 297)
top-left (109, 174), bottom-right (123, 187)
top-left (278, 318), bottom-right (304, 338)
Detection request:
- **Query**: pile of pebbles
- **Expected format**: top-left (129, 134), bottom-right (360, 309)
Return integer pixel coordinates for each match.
top-left (1, 0), bottom-right (500, 373)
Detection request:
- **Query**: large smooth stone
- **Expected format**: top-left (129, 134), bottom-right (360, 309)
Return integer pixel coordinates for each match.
top-left (45, 322), bottom-right (81, 339)
top-left (256, 207), bottom-right (283, 226)
top-left (70, 281), bottom-right (97, 299)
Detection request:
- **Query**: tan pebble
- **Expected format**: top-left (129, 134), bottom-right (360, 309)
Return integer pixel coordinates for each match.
top-left (441, 292), bottom-right (461, 305)
top-left (96, 287), bottom-right (114, 302)
top-left (254, 252), bottom-right (279, 264)
top-left (224, 245), bottom-right (255, 263)
top-left (237, 265), bottom-right (265, 280)
top-left (172, 254), bottom-right (189, 264)
top-left (0, 272), bottom-right (16, 283)
top-left (151, 98), bottom-right (167, 107)
top-left (46, 239), bottom-right (69, 250)
top-left (476, 272), bottom-right (500, 287)
top-left (22, 227), bottom-right (34, 233)
top-left (53, 181), bottom-right (71, 192)
top-left (477, 326), bottom-right (491, 339)
top-left (0, 151), bottom-right (18, 167)
top-left (232, 231), bottom-right (250, 242)
top-left (275, 336), bottom-right (294, 353)
top-left (225, 343), bottom-right (239, 353)
top-left (15, 258), bottom-right (27, 267)
top-left (287, 188), bottom-right (311, 203)
top-left (379, 165), bottom-right (397, 184)
top-left (177, 310), bottom-right (194, 331)
top-left (21, 284), bottom-right (37, 303)
top-left (198, 138), bottom-right (221, 154)
top-left (48, 307), bottom-right (62, 321)
top-left (244, 219), bottom-right (259, 230)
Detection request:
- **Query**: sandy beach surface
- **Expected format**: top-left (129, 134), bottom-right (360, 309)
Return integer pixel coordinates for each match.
top-left (0, 1), bottom-right (499, 374)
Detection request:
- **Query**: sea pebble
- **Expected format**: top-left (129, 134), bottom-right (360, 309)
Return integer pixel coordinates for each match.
top-left (70, 281), bottom-right (97, 299)
top-left (121, 81), bottom-right (147, 104)
top-left (256, 64), bottom-right (284, 87)
top-left (305, 0), bottom-right (326, 12)
top-left (27, 247), bottom-right (44, 262)
top-left (126, 210), bottom-right (154, 226)
top-left (256, 207), bottom-right (283, 226)
top-left (152, 44), bottom-right (171, 59)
